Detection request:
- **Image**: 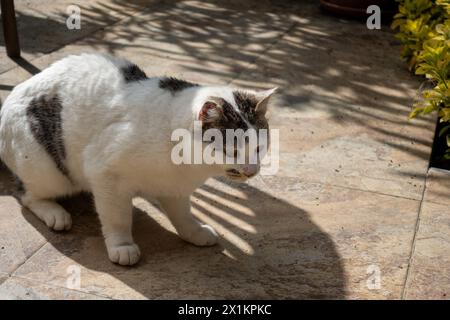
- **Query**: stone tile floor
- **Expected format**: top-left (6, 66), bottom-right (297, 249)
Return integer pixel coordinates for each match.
top-left (0, 0), bottom-right (448, 299)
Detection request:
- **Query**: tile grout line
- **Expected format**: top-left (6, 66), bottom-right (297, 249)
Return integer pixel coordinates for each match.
top-left (416, 198), bottom-right (450, 207)
top-left (400, 168), bottom-right (430, 299)
top-left (7, 239), bottom-right (51, 278)
top-left (227, 20), bottom-right (298, 87)
top-left (265, 175), bottom-right (426, 202)
top-left (317, 180), bottom-right (423, 202)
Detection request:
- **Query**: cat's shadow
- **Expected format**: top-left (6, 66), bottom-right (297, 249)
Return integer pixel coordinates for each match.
top-left (1, 168), bottom-right (345, 299)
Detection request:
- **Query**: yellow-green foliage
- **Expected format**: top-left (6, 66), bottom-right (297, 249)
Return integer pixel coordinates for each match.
top-left (393, 0), bottom-right (450, 156)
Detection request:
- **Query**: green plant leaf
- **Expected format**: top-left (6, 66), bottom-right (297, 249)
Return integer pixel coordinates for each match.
top-left (439, 124), bottom-right (450, 137)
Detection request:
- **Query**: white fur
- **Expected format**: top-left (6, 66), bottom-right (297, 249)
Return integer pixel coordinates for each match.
top-left (0, 53), bottom-right (271, 265)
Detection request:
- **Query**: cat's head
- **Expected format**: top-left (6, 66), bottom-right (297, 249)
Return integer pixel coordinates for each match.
top-left (196, 86), bottom-right (277, 181)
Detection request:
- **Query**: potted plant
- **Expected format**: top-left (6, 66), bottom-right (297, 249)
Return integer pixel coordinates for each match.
top-left (320, 0), bottom-right (397, 19)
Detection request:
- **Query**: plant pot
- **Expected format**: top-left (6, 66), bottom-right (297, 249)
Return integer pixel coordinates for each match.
top-left (430, 119), bottom-right (450, 170)
top-left (320, 0), bottom-right (397, 20)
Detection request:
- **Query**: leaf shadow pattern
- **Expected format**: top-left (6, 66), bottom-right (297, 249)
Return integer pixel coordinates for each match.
top-left (1, 0), bottom-right (435, 164)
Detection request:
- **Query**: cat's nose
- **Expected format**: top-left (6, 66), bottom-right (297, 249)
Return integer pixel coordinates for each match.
top-left (242, 164), bottom-right (259, 177)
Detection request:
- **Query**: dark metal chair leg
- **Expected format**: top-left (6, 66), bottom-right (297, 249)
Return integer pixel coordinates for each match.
top-left (1, 0), bottom-right (21, 58)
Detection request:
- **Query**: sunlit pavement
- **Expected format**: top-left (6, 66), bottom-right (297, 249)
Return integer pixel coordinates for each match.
top-left (0, 0), bottom-right (447, 299)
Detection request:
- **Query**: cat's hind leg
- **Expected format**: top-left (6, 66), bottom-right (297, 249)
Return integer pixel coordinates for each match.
top-left (21, 192), bottom-right (72, 231)
top-left (17, 166), bottom-right (76, 231)
top-left (158, 196), bottom-right (218, 246)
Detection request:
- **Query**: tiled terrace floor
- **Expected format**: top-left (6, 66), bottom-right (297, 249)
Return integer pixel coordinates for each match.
top-left (0, 0), bottom-right (448, 299)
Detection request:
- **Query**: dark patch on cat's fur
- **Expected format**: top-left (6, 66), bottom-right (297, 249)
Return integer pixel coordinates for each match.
top-left (159, 77), bottom-right (198, 93)
top-left (232, 91), bottom-right (269, 131)
top-left (201, 95), bottom-right (268, 150)
top-left (201, 93), bottom-right (268, 132)
top-left (26, 94), bottom-right (69, 177)
top-left (233, 91), bottom-right (258, 116)
top-left (201, 98), bottom-right (247, 133)
top-left (121, 64), bottom-right (147, 82)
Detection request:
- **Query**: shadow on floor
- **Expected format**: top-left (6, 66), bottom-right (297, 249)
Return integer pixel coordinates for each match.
top-left (9, 57), bottom-right (41, 75)
top-left (0, 56), bottom-right (40, 92)
top-left (0, 166), bottom-right (345, 299)
top-left (0, 0), bottom-right (149, 55)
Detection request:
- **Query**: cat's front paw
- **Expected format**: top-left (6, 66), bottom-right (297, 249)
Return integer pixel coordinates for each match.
top-left (179, 224), bottom-right (219, 246)
top-left (44, 209), bottom-right (72, 231)
top-left (107, 243), bottom-right (141, 266)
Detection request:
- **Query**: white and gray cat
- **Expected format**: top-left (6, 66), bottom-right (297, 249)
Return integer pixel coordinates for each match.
top-left (0, 53), bottom-right (276, 265)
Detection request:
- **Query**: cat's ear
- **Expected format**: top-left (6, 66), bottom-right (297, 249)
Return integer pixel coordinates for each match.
top-left (255, 87), bottom-right (278, 116)
top-left (199, 100), bottom-right (222, 123)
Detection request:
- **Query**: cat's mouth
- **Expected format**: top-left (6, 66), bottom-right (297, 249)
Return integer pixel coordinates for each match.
top-left (225, 168), bottom-right (248, 181)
